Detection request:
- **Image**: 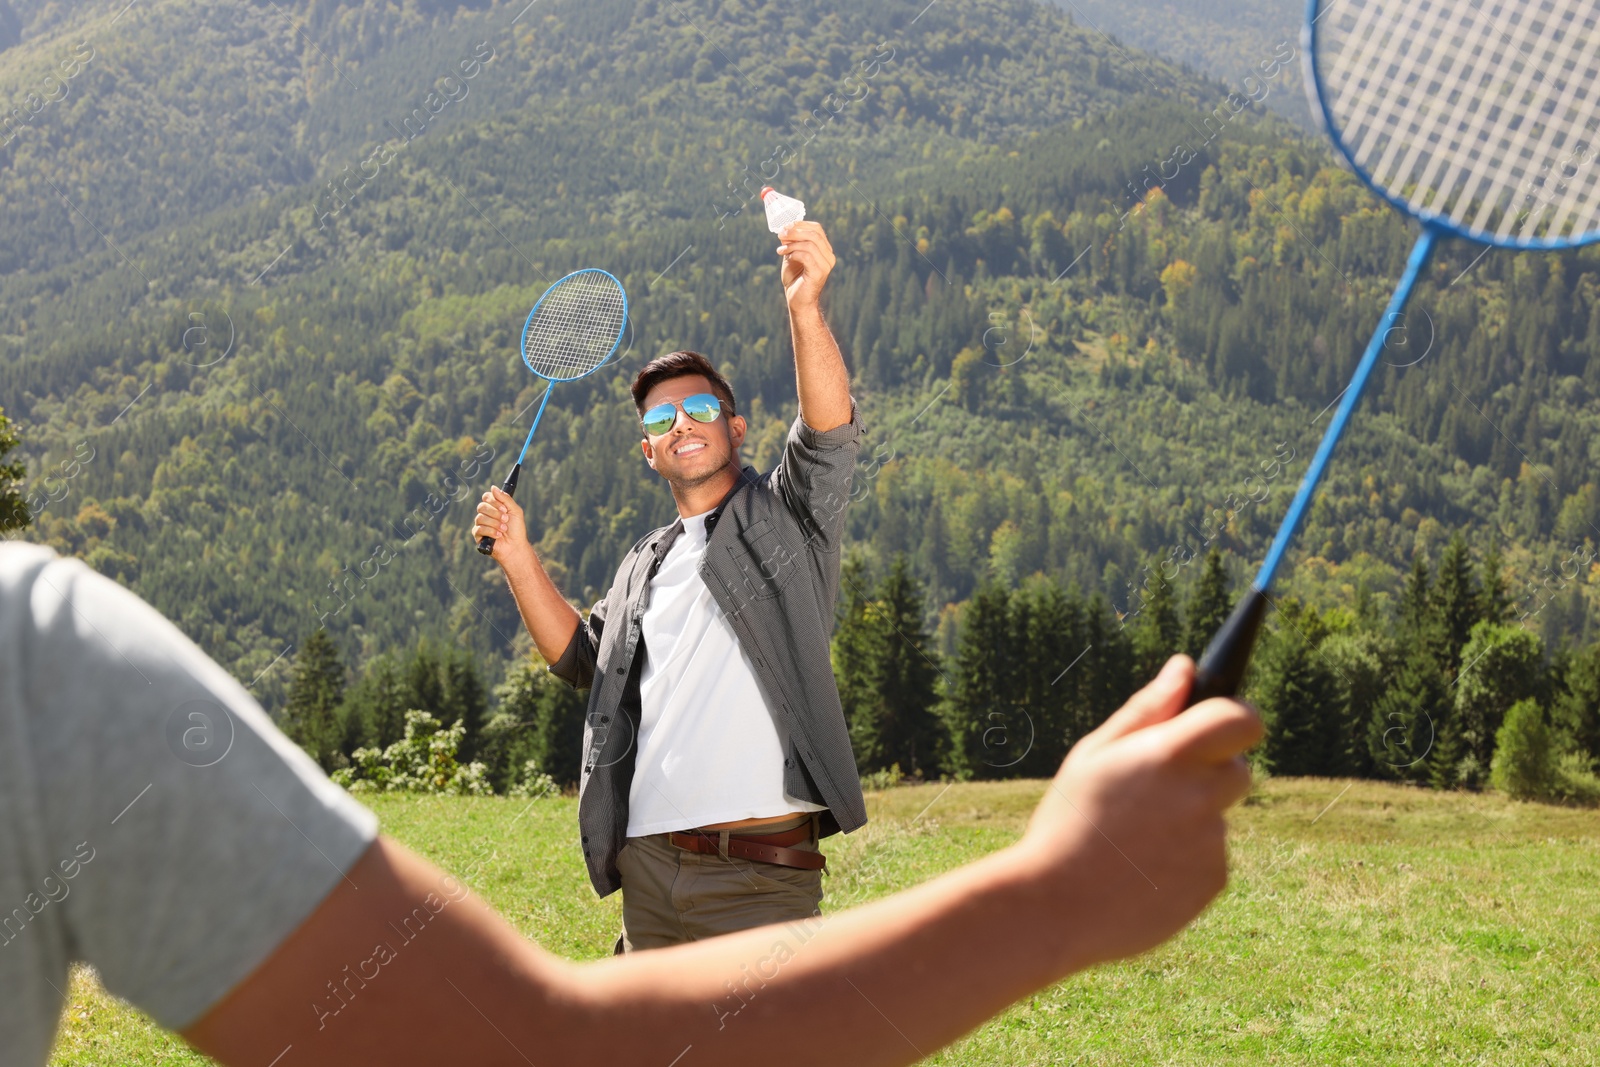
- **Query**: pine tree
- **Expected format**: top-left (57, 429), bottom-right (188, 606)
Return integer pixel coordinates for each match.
top-left (1398, 552), bottom-right (1434, 635)
top-left (284, 629), bottom-right (346, 772)
top-left (441, 648), bottom-right (487, 763)
top-left (1426, 705), bottom-right (1466, 790)
top-left (1354, 580), bottom-right (1381, 629)
top-left (1131, 562), bottom-right (1183, 681)
top-left (942, 583), bottom-right (1012, 779)
top-left (834, 555), bottom-right (879, 765)
top-left (1552, 642), bottom-right (1600, 765)
top-left (0, 405), bottom-right (28, 533)
top-left (1183, 547), bottom-right (1232, 659)
top-left (405, 642), bottom-right (446, 718)
top-left (1479, 544), bottom-right (1512, 624)
top-left (1368, 645), bottom-right (1448, 782)
top-left (1015, 579), bottom-right (1083, 775)
top-left (1080, 592), bottom-right (1135, 738)
top-left (341, 653), bottom-right (409, 750)
top-left (483, 660), bottom-right (587, 791)
top-left (920, 496), bottom-right (951, 603)
top-left (1433, 533), bottom-right (1480, 669)
top-left (1253, 602), bottom-right (1339, 776)
top-left (528, 665), bottom-right (587, 788)
top-left (867, 557), bottom-right (945, 776)
top-left (383, 641), bottom-right (486, 758)
top-left (1313, 629), bottom-right (1393, 778)
top-left (1389, 551), bottom-right (1458, 785)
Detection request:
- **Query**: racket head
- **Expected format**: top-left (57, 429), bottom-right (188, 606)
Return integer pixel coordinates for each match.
top-left (520, 268), bottom-right (629, 382)
top-left (1304, 0), bottom-right (1600, 250)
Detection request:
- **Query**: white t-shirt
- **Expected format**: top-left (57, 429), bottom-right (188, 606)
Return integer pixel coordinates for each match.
top-left (0, 543), bottom-right (378, 1066)
top-left (626, 511), bottom-right (827, 836)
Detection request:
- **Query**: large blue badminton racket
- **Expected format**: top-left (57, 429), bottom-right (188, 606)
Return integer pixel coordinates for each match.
top-left (476, 268), bottom-right (628, 556)
top-left (1191, 0), bottom-right (1600, 702)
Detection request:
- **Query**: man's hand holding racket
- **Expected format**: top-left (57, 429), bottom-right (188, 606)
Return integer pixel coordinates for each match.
top-left (472, 484), bottom-right (582, 666)
top-left (473, 483), bottom-right (588, 668)
top-left (472, 486), bottom-right (530, 567)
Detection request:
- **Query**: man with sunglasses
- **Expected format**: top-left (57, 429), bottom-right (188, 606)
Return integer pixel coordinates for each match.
top-left (475, 220), bottom-right (866, 951)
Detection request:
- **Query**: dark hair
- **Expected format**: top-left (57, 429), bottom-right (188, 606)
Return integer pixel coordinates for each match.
top-left (630, 350), bottom-right (738, 418)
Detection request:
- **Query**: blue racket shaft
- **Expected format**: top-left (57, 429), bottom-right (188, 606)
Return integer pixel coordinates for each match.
top-left (1189, 228), bottom-right (1439, 704)
top-left (476, 382), bottom-right (553, 556)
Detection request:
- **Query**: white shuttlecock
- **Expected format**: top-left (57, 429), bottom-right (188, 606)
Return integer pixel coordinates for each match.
top-left (760, 186), bottom-right (806, 233)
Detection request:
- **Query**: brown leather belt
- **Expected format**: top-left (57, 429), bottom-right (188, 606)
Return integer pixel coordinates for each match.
top-left (668, 822), bottom-right (826, 871)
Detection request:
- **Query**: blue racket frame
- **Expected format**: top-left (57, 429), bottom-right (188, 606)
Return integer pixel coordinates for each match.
top-left (1303, 0), bottom-right (1600, 255)
top-left (1188, 0), bottom-right (1600, 702)
top-left (476, 268), bottom-right (629, 557)
top-left (512, 267), bottom-right (630, 467)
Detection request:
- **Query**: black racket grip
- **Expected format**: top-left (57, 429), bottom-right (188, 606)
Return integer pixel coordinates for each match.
top-left (1187, 587), bottom-right (1269, 706)
top-left (475, 462), bottom-right (522, 557)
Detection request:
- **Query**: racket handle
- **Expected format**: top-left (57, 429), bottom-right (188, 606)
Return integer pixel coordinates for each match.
top-left (1187, 587), bottom-right (1269, 706)
top-left (475, 463), bottom-right (522, 557)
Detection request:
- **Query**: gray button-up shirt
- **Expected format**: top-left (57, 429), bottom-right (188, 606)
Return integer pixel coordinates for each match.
top-left (551, 403), bottom-right (869, 898)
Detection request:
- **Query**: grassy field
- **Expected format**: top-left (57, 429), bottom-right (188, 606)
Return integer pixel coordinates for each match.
top-left (47, 778), bottom-right (1600, 1066)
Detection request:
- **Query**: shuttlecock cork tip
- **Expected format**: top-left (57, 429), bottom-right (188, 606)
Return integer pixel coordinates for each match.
top-left (760, 186), bottom-right (776, 199)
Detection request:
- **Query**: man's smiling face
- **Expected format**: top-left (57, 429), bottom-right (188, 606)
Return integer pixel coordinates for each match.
top-left (639, 373), bottom-right (747, 491)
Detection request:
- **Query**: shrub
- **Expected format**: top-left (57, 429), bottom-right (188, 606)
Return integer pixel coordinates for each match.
top-left (331, 709), bottom-right (490, 796)
top-left (489, 663), bottom-right (586, 789)
top-left (1455, 621), bottom-right (1545, 782)
top-left (1490, 699), bottom-right (1555, 800)
top-left (860, 763), bottom-right (906, 792)
top-left (507, 760), bottom-right (560, 800)
top-left (1552, 750), bottom-right (1600, 805)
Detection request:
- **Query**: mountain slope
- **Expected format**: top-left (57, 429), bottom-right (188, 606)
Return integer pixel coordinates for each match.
top-left (1044, 0), bottom-right (1313, 128)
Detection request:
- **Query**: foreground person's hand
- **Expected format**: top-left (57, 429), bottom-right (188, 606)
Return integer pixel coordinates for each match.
top-left (1016, 654), bottom-right (1263, 970)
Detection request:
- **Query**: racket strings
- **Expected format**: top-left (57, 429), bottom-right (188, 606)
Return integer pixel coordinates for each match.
top-left (523, 270), bottom-right (628, 381)
top-left (1339, 4), bottom-right (1550, 224)
top-left (1320, 0), bottom-right (1600, 243)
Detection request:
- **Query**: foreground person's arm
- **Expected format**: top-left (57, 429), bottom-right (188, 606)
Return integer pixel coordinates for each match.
top-left (186, 656), bottom-right (1259, 1066)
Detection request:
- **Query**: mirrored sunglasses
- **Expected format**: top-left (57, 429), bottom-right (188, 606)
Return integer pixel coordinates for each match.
top-left (640, 393), bottom-right (722, 436)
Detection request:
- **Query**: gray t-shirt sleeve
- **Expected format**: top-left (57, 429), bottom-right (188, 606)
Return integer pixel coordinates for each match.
top-left (3, 544), bottom-right (378, 1033)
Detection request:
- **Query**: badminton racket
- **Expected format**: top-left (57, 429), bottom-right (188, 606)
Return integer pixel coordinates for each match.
top-left (476, 268), bottom-right (629, 556)
top-left (1191, 0), bottom-right (1600, 702)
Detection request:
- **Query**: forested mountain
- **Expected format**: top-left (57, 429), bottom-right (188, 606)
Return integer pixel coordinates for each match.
top-left (1042, 0), bottom-right (1312, 128)
top-left (1, 0), bottom-right (1596, 745)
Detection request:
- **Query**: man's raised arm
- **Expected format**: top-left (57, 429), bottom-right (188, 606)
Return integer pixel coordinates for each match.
top-left (777, 221), bottom-right (852, 433)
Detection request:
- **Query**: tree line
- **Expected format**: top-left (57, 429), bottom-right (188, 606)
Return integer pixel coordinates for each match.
top-left (9, 391), bottom-right (1587, 799)
top-left (833, 541), bottom-right (1600, 801)
top-left (7, 394), bottom-right (1594, 802)
top-left (264, 532), bottom-right (1599, 804)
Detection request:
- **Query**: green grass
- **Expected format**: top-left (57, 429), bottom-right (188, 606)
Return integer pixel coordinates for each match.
top-left (47, 779), bottom-right (1600, 1065)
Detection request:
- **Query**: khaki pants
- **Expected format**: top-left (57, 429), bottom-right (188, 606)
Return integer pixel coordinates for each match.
top-left (614, 814), bottom-right (825, 953)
